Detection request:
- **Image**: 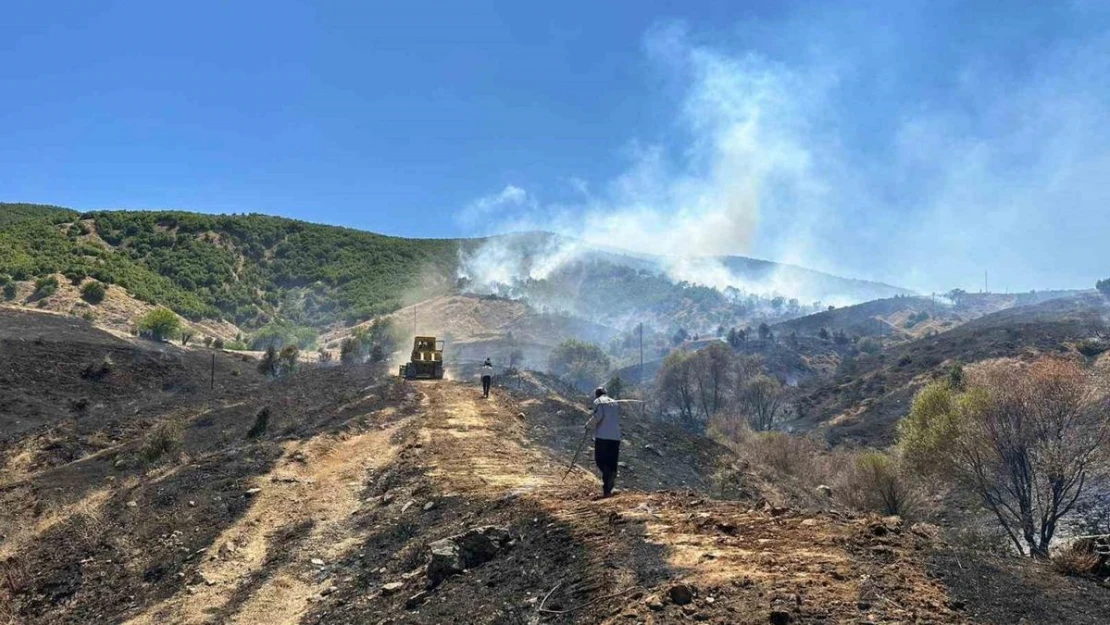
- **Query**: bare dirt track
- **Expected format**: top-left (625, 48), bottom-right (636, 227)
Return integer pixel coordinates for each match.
top-left (299, 381), bottom-right (970, 625)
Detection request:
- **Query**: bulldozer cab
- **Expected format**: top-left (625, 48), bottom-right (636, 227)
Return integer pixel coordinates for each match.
top-left (400, 335), bottom-right (445, 379)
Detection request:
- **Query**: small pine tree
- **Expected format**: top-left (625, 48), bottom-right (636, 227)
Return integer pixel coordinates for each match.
top-left (247, 407), bottom-right (271, 438)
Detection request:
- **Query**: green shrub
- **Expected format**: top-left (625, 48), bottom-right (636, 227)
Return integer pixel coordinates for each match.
top-left (80, 280), bottom-right (107, 304)
top-left (605, 374), bottom-right (624, 399)
top-left (548, 339), bottom-right (610, 391)
top-left (2, 282), bottom-right (15, 301)
top-left (137, 307), bottom-right (181, 341)
top-left (258, 345), bottom-right (299, 377)
top-left (32, 275), bottom-right (59, 300)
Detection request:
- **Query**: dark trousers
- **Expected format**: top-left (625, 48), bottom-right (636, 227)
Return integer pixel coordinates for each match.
top-left (594, 438), bottom-right (621, 496)
top-left (481, 375), bottom-right (491, 397)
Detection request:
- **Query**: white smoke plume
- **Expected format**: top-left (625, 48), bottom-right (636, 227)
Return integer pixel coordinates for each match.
top-left (459, 6), bottom-right (1110, 300)
top-left (458, 23), bottom-right (847, 303)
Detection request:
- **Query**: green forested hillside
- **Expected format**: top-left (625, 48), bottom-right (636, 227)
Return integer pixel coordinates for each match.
top-left (0, 203), bottom-right (77, 226)
top-left (0, 205), bottom-right (459, 327)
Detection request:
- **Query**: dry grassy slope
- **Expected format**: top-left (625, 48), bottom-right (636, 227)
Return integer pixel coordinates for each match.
top-left (3, 312), bottom-right (1109, 624)
top-left (791, 293), bottom-right (1110, 445)
top-left (1, 273), bottom-right (243, 341)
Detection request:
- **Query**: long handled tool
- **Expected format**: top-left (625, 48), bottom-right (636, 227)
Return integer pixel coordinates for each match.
top-left (559, 399), bottom-right (642, 484)
top-left (560, 429), bottom-right (591, 484)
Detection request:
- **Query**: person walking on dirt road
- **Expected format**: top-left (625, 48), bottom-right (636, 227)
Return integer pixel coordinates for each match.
top-left (586, 387), bottom-right (621, 498)
top-left (480, 358), bottom-right (494, 398)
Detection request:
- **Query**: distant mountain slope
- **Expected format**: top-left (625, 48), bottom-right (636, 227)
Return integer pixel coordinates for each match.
top-left (464, 232), bottom-right (912, 306)
top-left (716, 255), bottom-right (911, 303)
top-left (773, 290), bottom-right (1089, 341)
top-left (791, 293), bottom-right (1110, 445)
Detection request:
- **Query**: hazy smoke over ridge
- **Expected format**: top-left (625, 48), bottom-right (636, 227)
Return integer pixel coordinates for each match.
top-left (459, 5), bottom-right (1110, 298)
top-left (459, 24), bottom-right (841, 301)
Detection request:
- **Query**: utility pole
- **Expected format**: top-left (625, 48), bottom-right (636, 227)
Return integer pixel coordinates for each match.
top-left (984, 271), bottom-right (989, 294)
top-left (210, 353), bottom-right (215, 391)
top-left (638, 322), bottom-right (644, 386)
top-left (638, 322), bottom-right (645, 420)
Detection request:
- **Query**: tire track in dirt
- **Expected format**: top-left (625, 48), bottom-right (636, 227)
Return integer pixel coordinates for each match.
top-left (122, 413), bottom-right (405, 625)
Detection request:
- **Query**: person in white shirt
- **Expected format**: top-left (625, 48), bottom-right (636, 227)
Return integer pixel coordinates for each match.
top-left (480, 358), bottom-right (494, 398)
top-left (585, 386), bottom-right (621, 497)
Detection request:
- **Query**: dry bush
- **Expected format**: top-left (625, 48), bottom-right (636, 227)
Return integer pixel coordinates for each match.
top-left (80, 354), bottom-right (113, 380)
top-left (1051, 539), bottom-right (1106, 577)
top-left (833, 451), bottom-right (920, 518)
top-left (141, 420), bottom-right (184, 464)
top-left (65, 506), bottom-right (107, 549)
top-left (705, 412), bottom-right (752, 447)
top-left (947, 525), bottom-right (1015, 557)
top-left (747, 431), bottom-right (824, 480)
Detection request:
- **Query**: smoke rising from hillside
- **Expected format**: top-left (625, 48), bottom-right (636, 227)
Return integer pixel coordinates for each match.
top-left (459, 24), bottom-right (842, 302)
top-left (460, 6), bottom-right (1110, 299)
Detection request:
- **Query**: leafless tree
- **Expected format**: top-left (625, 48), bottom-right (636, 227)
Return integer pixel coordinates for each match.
top-left (657, 351), bottom-right (698, 427)
top-left (739, 374), bottom-right (784, 432)
top-left (692, 343), bottom-right (732, 421)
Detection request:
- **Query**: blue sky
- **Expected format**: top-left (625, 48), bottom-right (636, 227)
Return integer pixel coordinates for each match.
top-left (2, 1), bottom-right (1108, 292)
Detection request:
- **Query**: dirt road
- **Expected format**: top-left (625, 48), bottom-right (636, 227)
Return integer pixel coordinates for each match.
top-left (294, 380), bottom-right (968, 624)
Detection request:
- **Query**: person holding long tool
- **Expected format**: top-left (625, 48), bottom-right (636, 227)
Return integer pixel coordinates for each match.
top-left (480, 358), bottom-right (494, 398)
top-left (585, 386), bottom-right (621, 498)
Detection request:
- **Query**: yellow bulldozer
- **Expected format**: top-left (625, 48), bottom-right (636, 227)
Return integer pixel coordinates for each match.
top-left (399, 336), bottom-right (444, 379)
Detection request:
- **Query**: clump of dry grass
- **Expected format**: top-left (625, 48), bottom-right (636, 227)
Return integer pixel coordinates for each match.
top-left (141, 420), bottom-right (184, 464)
top-left (1052, 538), bottom-right (1109, 577)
